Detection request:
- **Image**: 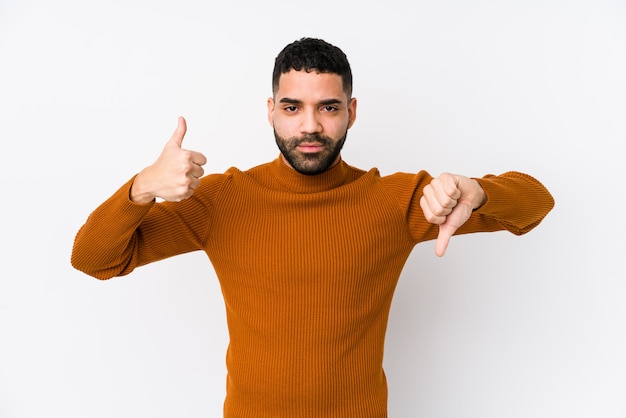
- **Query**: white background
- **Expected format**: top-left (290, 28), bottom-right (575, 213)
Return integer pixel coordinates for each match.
top-left (1, 0), bottom-right (625, 417)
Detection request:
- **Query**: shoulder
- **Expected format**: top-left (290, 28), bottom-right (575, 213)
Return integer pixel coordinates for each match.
top-left (380, 170), bottom-right (434, 191)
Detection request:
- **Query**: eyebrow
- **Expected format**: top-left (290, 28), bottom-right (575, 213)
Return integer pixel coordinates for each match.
top-left (278, 97), bottom-right (344, 106)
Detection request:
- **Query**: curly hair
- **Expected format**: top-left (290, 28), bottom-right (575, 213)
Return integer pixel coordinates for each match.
top-left (272, 37), bottom-right (353, 98)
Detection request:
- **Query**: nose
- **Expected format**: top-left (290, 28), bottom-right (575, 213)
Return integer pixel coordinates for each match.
top-left (300, 109), bottom-right (323, 134)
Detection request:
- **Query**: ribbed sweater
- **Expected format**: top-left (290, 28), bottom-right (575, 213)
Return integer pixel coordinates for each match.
top-left (71, 157), bottom-right (554, 417)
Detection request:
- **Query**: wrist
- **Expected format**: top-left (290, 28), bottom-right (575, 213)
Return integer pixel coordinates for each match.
top-left (472, 179), bottom-right (487, 209)
top-left (130, 173), bottom-right (156, 204)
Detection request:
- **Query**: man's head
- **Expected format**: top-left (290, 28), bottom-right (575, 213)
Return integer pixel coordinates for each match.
top-left (268, 38), bottom-right (357, 175)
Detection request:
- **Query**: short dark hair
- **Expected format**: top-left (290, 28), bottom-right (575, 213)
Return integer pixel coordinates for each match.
top-left (272, 37), bottom-right (353, 98)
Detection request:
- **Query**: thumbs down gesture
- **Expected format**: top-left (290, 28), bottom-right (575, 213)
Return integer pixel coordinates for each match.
top-left (420, 173), bottom-right (487, 257)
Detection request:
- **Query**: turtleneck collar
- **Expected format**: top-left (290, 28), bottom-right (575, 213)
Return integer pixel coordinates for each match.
top-left (269, 155), bottom-right (351, 194)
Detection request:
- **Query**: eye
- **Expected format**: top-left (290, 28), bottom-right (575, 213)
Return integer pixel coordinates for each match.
top-left (283, 105), bottom-right (299, 113)
top-left (321, 105), bottom-right (338, 112)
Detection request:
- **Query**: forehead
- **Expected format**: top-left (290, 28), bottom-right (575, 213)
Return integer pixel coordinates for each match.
top-left (275, 70), bottom-right (346, 101)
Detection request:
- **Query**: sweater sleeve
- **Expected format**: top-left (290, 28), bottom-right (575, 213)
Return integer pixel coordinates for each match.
top-left (467, 171), bottom-right (555, 235)
top-left (381, 170), bottom-right (555, 244)
top-left (71, 174), bottom-right (227, 280)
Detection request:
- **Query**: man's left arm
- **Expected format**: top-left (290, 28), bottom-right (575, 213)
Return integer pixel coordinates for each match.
top-left (420, 171), bottom-right (555, 256)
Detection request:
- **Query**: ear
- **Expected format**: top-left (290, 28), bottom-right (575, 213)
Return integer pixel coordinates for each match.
top-left (267, 97), bottom-right (275, 127)
top-left (347, 97), bottom-right (357, 129)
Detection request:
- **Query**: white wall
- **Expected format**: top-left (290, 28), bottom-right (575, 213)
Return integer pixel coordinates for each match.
top-left (1, 0), bottom-right (625, 417)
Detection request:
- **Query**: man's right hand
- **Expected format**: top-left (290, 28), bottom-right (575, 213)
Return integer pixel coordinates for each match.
top-left (130, 116), bottom-right (208, 204)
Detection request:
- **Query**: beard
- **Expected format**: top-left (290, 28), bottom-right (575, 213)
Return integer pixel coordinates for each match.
top-left (274, 129), bottom-right (347, 176)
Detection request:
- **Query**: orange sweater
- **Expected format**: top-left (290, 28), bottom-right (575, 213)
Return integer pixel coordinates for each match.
top-left (72, 157), bottom-right (554, 417)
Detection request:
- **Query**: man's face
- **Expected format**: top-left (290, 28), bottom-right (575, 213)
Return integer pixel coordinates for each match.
top-left (268, 70), bottom-right (357, 175)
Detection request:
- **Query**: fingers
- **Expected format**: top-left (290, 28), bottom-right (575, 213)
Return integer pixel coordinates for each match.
top-left (431, 174), bottom-right (461, 211)
top-left (191, 150), bottom-right (208, 167)
top-left (420, 173), bottom-right (461, 223)
top-left (174, 149), bottom-right (206, 200)
top-left (189, 156), bottom-right (206, 183)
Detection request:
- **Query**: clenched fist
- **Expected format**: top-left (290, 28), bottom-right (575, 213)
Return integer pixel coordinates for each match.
top-left (131, 117), bottom-right (207, 204)
top-left (420, 173), bottom-right (487, 257)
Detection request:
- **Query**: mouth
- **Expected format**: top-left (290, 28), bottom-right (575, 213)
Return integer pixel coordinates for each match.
top-left (297, 143), bottom-right (325, 153)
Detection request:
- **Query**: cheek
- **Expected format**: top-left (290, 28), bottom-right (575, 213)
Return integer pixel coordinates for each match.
top-left (327, 118), bottom-right (350, 136)
top-left (272, 116), bottom-right (296, 135)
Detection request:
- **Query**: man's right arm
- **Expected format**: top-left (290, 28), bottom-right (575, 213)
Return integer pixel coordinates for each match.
top-left (71, 117), bottom-right (208, 279)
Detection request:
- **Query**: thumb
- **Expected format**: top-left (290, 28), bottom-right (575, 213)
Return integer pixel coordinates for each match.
top-left (167, 116), bottom-right (187, 148)
top-left (434, 201), bottom-right (473, 257)
top-left (435, 224), bottom-right (454, 257)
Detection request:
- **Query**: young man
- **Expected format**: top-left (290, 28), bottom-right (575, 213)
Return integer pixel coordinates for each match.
top-left (72, 37), bottom-right (554, 418)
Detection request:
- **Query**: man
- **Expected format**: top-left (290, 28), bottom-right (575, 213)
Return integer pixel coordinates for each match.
top-left (72, 37), bottom-right (554, 418)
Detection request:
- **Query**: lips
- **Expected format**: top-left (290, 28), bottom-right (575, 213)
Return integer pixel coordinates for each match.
top-left (297, 143), bottom-right (325, 153)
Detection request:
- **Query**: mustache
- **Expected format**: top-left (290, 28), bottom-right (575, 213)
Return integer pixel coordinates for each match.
top-left (291, 133), bottom-right (331, 146)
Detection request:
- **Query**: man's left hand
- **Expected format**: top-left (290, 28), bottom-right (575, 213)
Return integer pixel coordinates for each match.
top-left (420, 173), bottom-right (487, 257)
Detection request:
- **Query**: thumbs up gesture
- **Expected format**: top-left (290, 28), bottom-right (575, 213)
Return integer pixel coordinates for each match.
top-left (131, 117), bottom-right (208, 204)
top-left (420, 173), bottom-right (487, 257)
